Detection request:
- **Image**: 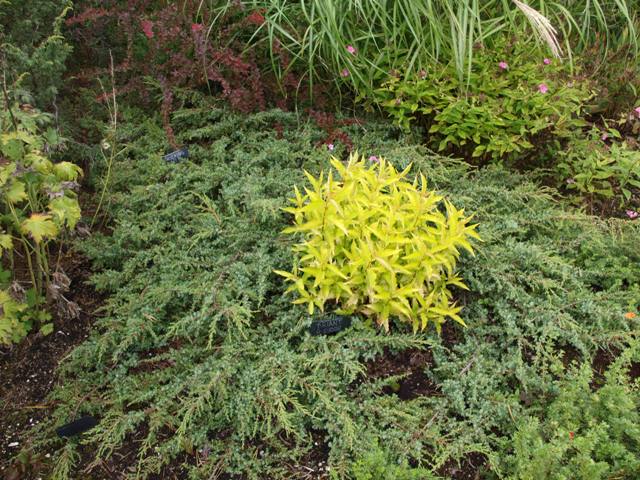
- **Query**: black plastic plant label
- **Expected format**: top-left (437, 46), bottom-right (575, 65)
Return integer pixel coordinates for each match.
top-left (55, 415), bottom-right (99, 438)
top-left (163, 147), bottom-right (189, 163)
top-left (309, 314), bottom-right (352, 335)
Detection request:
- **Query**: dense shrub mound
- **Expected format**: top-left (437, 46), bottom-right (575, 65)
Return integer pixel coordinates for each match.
top-left (35, 105), bottom-right (640, 479)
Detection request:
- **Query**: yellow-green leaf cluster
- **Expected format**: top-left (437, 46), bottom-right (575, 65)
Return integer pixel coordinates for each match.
top-left (276, 153), bottom-right (480, 332)
top-left (0, 103), bottom-right (83, 343)
top-left (0, 289), bottom-right (29, 345)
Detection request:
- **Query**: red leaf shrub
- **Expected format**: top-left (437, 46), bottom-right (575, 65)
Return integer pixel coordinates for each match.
top-left (65, 1), bottom-right (352, 147)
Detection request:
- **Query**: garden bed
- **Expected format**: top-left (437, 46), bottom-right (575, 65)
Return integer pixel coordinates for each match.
top-left (3, 106), bottom-right (634, 479)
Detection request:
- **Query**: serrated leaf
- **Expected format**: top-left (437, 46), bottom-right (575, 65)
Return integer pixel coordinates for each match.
top-left (49, 195), bottom-right (81, 229)
top-left (1, 138), bottom-right (24, 161)
top-left (20, 213), bottom-right (59, 243)
top-left (5, 181), bottom-right (27, 204)
top-left (0, 234), bottom-right (12, 251)
top-left (53, 162), bottom-right (83, 181)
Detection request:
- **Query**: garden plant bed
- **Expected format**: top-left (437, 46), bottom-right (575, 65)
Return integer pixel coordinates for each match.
top-left (1, 107), bottom-right (633, 478)
top-left (3, 1), bottom-right (640, 478)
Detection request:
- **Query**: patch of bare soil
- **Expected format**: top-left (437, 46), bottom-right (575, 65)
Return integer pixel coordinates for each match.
top-left (0, 247), bottom-right (101, 479)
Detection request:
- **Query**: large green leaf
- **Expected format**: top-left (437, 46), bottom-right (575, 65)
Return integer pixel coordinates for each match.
top-left (53, 162), bottom-right (82, 181)
top-left (0, 138), bottom-right (23, 161)
top-left (5, 180), bottom-right (27, 204)
top-left (49, 195), bottom-right (81, 229)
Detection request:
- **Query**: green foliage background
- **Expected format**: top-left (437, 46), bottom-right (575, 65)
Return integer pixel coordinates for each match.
top-left (30, 100), bottom-right (640, 478)
top-left (0, 0), bottom-right (72, 108)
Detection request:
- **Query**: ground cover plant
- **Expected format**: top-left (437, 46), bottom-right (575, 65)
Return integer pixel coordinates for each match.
top-left (3, 1), bottom-right (640, 479)
top-left (12, 103), bottom-right (636, 479)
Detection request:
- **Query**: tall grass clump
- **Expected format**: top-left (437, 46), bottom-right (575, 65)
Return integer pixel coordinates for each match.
top-left (204, 0), bottom-right (638, 99)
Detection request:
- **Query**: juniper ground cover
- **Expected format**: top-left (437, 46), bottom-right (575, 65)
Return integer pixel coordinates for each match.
top-left (29, 102), bottom-right (640, 479)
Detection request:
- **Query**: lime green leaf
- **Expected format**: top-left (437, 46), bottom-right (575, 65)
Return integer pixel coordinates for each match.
top-left (5, 181), bottom-right (27, 204)
top-left (49, 196), bottom-right (81, 229)
top-left (0, 234), bottom-right (12, 251)
top-left (53, 162), bottom-right (83, 181)
top-left (40, 322), bottom-right (54, 336)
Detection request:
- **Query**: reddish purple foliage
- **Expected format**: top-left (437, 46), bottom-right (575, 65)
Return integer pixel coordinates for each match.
top-left (67, 1), bottom-right (348, 146)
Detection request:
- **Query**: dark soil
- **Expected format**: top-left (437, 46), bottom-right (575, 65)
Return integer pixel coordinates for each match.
top-left (364, 347), bottom-right (440, 400)
top-left (0, 246), bottom-right (101, 479)
top-left (436, 452), bottom-right (487, 480)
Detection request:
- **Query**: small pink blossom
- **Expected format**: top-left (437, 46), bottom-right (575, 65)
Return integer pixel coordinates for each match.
top-left (498, 61), bottom-right (508, 70)
top-left (634, 106), bottom-right (640, 118)
top-left (419, 69), bottom-right (427, 79)
top-left (566, 178), bottom-right (576, 184)
top-left (141, 19), bottom-right (154, 39)
top-left (346, 45), bottom-right (356, 55)
top-left (191, 23), bottom-right (204, 33)
top-left (543, 58), bottom-right (551, 65)
top-left (368, 155), bottom-right (379, 162)
top-left (538, 83), bottom-right (549, 94)
top-left (601, 133), bottom-right (609, 141)
top-left (626, 210), bottom-right (639, 219)
top-left (327, 143), bottom-right (334, 151)
top-left (340, 68), bottom-right (350, 78)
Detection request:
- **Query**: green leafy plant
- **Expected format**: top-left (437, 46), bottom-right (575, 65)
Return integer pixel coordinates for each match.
top-left (205, 0), bottom-right (637, 102)
top-left (31, 106), bottom-right (640, 479)
top-left (502, 348), bottom-right (640, 480)
top-left (276, 153), bottom-right (479, 332)
top-left (556, 125), bottom-right (640, 207)
top-left (0, 98), bottom-right (82, 344)
top-left (373, 42), bottom-right (592, 161)
top-left (349, 443), bottom-right (436, 480)
top-left (0, 0), bottom-right (72, 109)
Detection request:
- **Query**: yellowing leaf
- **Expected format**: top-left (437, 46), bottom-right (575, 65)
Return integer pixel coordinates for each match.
top-left (5, 181), bottom-right (27, 204)
top-left (49, 196), bottom-right (81, 229)
top-left (20, 214), bottom-right (59, 243)
top-left (53, 162), bottom-right (83, 181)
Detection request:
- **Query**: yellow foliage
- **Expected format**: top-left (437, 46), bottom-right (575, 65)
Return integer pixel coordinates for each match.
top-left (276, 153), bottom-right (480, 332)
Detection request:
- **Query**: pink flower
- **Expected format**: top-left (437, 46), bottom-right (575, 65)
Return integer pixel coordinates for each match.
top-left (368, 155), bottom-right (379, 162)
top-left (498, 61), bottom-right (508, 70)
top-left (419, 69), bottom-right (427, 79)
top-left (191, 23), bottom-right (204, 33)
top-left (566, 178), bottom-right (576, 184)
top-left (538, 83), bottom-right (549, 94)
top-left (601, 133), bottom-right (609, 141)
top-left (327, 143), bottom-right (334, 151)
top-left (346, 45), bottom-right (356, 55)
top-left (340, 68), bottom-right (350, 78)
top-left (634, 106), bottom-right (640, 118)
top-left (543, 58), bottom-right (551, 65)
top-left (626, 210), bottom-right (639, 219)
top-left (141, 19), bottom-right (154, 39)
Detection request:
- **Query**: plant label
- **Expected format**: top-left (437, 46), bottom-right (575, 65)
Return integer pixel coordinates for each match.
top-left (309, 314), bottom-right (352, 335)
top-left (163, 147), bottom-right (189, 163)
top-left (55, 415), bottom-right (99, 438)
